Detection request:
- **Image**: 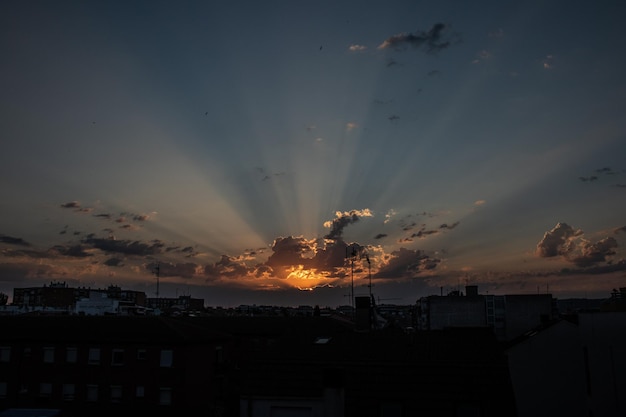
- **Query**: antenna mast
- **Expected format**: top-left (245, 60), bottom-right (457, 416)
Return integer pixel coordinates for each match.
top-left (153, 262), bottom-right (160, 299)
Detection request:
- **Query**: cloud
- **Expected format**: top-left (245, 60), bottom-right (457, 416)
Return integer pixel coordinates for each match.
top-left (82, 236), bottom-right (165, 256)
top-left (348, 44), bottom-right (367, 52)
top-left (536, 222), bottom-right (619, 267)
top-left (543, 54), bottom-right (554, 69)
top-left (384, 209), bottom-right (397, 224)
top-left (536, 222), bottom-right (583, 258)
top-left (439, 221), bottom-right (460, 230)
top-left (375, 247), bottom-right (440, 279)
top-left (61, 201), bottom-right (81, 209)
top-left (0, 235), bottom-right (31, 247)
top-left (377, 23), bottom-right (453, 54)
top-left (345, 122), bottom-right (358, 131)
top-left (323, 209), bottom-right (373, 240)
top-left (568, 237), bottom-right (618, 267)
top-left (50, 244), bottom-right (92, 258)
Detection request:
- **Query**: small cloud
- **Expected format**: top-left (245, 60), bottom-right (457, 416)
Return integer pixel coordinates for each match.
top-left (348, 44), bottom-right (367, 52)
top-left (489, 28), bottom-right (504, 38)
top-left (377, 23), bottom-right (454, 54)
top-left (374, 233), bottom-right (387, 240)
top-left (323, 209), bottom-right (373, 240)
top-left (472, 50), bottom-right (491, 64)
top-left (0, 235), bottom-right (31, 247)
top-left (384, 209), bottom-right (397, 224)
top-left (388, 115), bottom-right (400, 121)
top-left (543, 54), bottom-right (554, 70)
top-left (61, 201), bottom-right (81, 209)
top-left (346, 122), bottom-right (358, 131)
top-left (474, 200), bottom-right (486, 206)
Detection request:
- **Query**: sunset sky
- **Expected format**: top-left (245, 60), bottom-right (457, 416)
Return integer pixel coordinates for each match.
top-left (1, 0), bottom-right (626, 307)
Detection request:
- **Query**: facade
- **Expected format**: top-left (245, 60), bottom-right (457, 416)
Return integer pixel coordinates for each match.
top-left (506, 312), bottom-right (626, 417)
top-left (11, 283), bottom-right (147, 311)
top-left (0, 316), bottom-right (232, 416)
top-left (146, 295), bottom-right (204, 312)
top-left (417, 286), bottom-right (556, 340)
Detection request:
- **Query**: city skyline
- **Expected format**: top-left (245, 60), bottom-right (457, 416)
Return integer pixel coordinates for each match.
top-left (1, 0), bottom-right (626, 307)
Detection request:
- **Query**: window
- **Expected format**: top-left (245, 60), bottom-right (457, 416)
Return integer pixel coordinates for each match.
top-left (0, 382), bottom-right (7, 399)
top-left (110, 385), bottom-right (122, 403)
top-left (86, 384), bottom-right (98, 402)
top-left (0, 346), bottom-right (10, 362)
top-left (39, 383), bottom-right (52, 398)
top-left (159, 387), bottom-right (172, 405)
top-left (66, 347), bottom-right (77, 363)
top-left (136, 385), bottom-right (145, 398)
top-left (111, 349), bottom-right (124, 366)
top-left (43, 347), bottom-right (55, 363)
top-left (160, 349), bottom-right (173, 367)
top-left (88, 348), bottom-right (100, 365)
top-left (62, 383), bottom-right (75, 401)
top-left (137, 349), bottom-right (147, 360)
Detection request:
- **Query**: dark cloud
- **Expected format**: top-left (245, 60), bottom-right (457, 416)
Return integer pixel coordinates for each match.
top-left (569, 237), bottom-right (618, 267)
top-left (60, 201), bottom-right (81, 209)
top-left (374, 233), bottom-right (387, 240)
top-left (266, 236), bottom-right (316, 270)
top-left (411, 229), bottom-right (438, 239)
top-left (82, 236), bottom-right (164, 256)
top-left (104, 258), bottom-right (124, 267)
top-left (578, 176), bottom-right (598, 182)
top-left (204, 255), bottom-right (252, 280)
top-left (375, 247), bottom-right (440, 279)
top-left (323, 209), bottom-right (373, 240)
top-left (0, 235), bottom-right (31, 247)
top-left (378, 23), bottom-right (454, 54)
top-left (439, 221), bottom-right (459, 229)
top-left (94, 213), bottom-right (112, 220)
top-left (615, 226), bottom-right (626, 234)
top-left (50, 244), bottom-right (92, 258)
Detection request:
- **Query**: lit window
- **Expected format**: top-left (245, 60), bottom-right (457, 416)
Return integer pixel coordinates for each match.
top-left (110, 385), bottom-right (122, 403)
top-left (43, 347), bottom-right (54, 363)
top-left (0, 347), bottom-right (10, 362)
top-left (39, 383), bottom-right (52, 398)
top-left (86, 384), bottom-right (98, 402)
top-left (159, 387), bottom-right (172, 405)
top-left (62, 383), bottom-right (75, 401)
top-left (160, 350), bottom-right (173, 367)
top-left (136, 385), bottom-right (145, 398)
top-left (66, 347), bottom-right (77, 363)
top-left (88, 348), bottom-right (100, 365)
top-left (111, 349), bottom-right (124, 366)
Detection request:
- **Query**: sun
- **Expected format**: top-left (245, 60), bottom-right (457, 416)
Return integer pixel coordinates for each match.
top-left (285, 265), bottom-right (335, 291)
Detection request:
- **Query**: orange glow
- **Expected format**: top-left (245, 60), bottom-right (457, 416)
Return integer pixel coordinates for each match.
top-left (285, 265), bottom-right (334, 291)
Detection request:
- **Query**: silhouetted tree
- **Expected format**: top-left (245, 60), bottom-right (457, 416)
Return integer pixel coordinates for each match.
top-left (314, 305), bottom-right (321, 317)
top-left (0, 292), bottom-right (7, 306)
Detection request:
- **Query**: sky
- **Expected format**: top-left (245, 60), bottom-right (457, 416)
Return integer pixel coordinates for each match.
top-left (1, 0), bottom-right (626, 307)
